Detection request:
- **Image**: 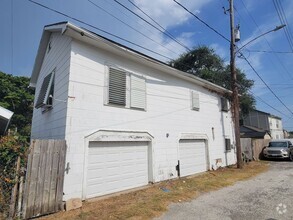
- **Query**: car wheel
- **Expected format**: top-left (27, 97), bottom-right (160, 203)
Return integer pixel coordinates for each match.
top-left (290, 153), bottom-right (293, 162)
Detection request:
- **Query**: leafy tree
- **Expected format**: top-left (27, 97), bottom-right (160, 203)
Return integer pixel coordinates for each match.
top-left (170, 46), bottom-right (255, 116)
top-left (0, 71), bottom-right (34, 137)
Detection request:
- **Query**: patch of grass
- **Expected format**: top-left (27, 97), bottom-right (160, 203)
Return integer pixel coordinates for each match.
top-left (41, 161), bottom-right (269, 220)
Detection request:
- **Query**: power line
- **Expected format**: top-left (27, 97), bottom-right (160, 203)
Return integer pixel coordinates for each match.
top-left (113, 0), bottom-right (191, 52)
top-left (100, 0), bottom-right (164, 41)
top-left (173, 0), bottom-right (230, 43)
top-left (27, 0), bottom-right (173, 60)
top-left (241, 52), bottom-right (293, 115)
top-left (273, 0), bottom-right (293, 51)
top-left (246, 49), bottom-right (293, 54)
top-left (251, 91), bottom-right (291, 118)
top-left (278, 0), bottom-right (293, 45)
top-left (126, 0), bottom-right (187, 53)
top-left (26, 0), bottom-right (208, 82)
top-left (172, 0), bottom-right (293, 115)
top-left (239, 0), bottom-right (293, 80)
top-left (86, 0), bottom-right (180, 56)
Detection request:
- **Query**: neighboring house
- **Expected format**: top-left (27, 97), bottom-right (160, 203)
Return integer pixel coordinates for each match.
top-left (268, 115), bottom-right (284, 139)
top-left (0, 106), bottom-right (13, 135)
top-left (240, 125), bottom-right (271, 139)
top-left (30, 22), bottom-right (236, 201)
top-left (242, 109), bottom-right (283, 139)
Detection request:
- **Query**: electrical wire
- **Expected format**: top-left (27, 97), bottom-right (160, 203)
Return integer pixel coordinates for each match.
top-left (240, 52), bottom-right (293, 115)
top-left (273, 0), bottom-right (293, 51)
top-left (27, 0), bottom-right (172, 60)
top-left (113, 0), bottom-right (191, 52)
top-left (246, 49), bottom-right (293, 54)
top-left (173, 0), bottom-right (230, 43)
top-left (126, 0), bottom-right (189, 53)
top-left (240, 0), bottom-right (293, 80)
top-left (173, 0), bottom-right (293, 116)
top-left (28, 0), bottom-right (293, 117)
top-left (86, 0), bottom-right (180, 56)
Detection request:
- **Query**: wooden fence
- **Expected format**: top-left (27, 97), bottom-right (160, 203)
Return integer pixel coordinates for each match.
top-left (22, 139), bottom-right (67, 219)
top-left (240, 138), bottom-right (271, 160)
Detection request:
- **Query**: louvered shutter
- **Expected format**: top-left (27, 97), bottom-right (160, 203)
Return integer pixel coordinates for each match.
top-left (108, 67), bottom-right (126, 106)
top-left (191, 91), bottom-right (200, 111)
top-left (225, 138), bottom-right (231, 151)
top-left (221, 97), bottom-right (228, 112)
top-left (131, 75), bottom-right (146, 109)
top-left (35, 71), bottom-right (55, 109)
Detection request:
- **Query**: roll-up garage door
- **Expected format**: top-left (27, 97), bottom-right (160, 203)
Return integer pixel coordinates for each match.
top-left (86, 141), bottom-right (149, 198)
top-left (179, 139), bottom-right (207, 177)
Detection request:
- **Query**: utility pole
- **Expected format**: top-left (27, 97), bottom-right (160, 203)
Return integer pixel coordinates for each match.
top-left (229, 0), bottom-right (243, 168)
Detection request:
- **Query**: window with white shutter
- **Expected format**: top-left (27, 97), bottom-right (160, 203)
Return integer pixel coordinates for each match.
top-left (130, 75), bottom-right (146, 110)
top-left (108, 67), bottom-right (126, 106)
top-left (35, 70), bottom-right (55, 109)
top-left (191, 91), bottom-right (200, 111)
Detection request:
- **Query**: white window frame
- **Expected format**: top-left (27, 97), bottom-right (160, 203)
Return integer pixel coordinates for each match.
top-left (35, 69), bottom-right (55, 111)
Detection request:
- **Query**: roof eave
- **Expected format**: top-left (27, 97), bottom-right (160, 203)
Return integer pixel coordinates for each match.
top-left (65, 22), bottom-right (231, 95)
top-left (30, 22), bottom-right (68, 87)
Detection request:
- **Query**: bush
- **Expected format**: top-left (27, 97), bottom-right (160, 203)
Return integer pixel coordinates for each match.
top-left (0, 135), bottom-right (29, 216)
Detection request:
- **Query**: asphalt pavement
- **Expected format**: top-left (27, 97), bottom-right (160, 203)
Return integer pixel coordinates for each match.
top-left (156, 161), bottom-right (293, 220)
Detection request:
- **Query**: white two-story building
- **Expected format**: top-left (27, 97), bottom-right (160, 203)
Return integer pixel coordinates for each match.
top-left (30, 22), bottom-right (236, 201)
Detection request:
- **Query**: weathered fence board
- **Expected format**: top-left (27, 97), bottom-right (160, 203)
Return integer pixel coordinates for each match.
top-left (240, 138), bottom-right (253, 160)
top-left (22, 139), bottom-right (66, 219)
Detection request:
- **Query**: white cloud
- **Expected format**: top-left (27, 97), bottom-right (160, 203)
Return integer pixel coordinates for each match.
top-left (133, 0), bottom-right (209, 29)
top-left (118, 0), bottom-right (213, 61)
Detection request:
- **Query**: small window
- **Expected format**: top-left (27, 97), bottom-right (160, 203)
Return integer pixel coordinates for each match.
top-left (130, 74), bottom-right (146, 110)
top-left (221, 97), bottom-right (228, 112)
top-left (35, 70), bottom-right (55, 109)
top-left (108, 67), bottom-right (126, 106)
top-left (191, 91), bottom-right (200, 111)
top-left (225, 138), bottom-right (231, 151)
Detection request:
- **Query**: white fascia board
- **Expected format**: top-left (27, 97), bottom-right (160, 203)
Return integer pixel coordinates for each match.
top-left (30, 23), bottom-right (67, 87)
top-left (64, 22), bottom-right (231, 96)
top-left (0, 106), bottom-right (13, 120)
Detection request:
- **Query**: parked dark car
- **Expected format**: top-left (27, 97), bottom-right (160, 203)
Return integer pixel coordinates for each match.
top-left (263, 140), bottom-right (293, 161)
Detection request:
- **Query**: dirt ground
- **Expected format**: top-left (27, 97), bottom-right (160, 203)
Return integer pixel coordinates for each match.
top-left (40, 161), bottom-right (268, 220)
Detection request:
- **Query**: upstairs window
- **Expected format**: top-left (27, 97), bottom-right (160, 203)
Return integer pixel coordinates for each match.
top-left (107, 67), bottom-right (146, 110)
top-left (221, 97), bottom-right (229, 112)
top-left (35, 70), bottom-right (55, 110)
top-left (191, 91), bottom-right (200, 111)
top-left (108, 67), bottom-right (126, 106)
top-left (130, 74), bottom-right (146, 110)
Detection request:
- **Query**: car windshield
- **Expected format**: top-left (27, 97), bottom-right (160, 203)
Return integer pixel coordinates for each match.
top-left (268, 142), bottom-right (287, 148)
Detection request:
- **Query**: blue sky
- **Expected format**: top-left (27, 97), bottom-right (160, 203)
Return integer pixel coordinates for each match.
top-left (1, 0), bottom-right (293, 130)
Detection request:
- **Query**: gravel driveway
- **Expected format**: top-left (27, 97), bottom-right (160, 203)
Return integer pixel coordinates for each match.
top-left (157, 161), bottom-right (293, 220)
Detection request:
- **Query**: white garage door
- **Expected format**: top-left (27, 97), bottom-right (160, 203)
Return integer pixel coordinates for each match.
top-left (86, 141), bottom-right (149, 198)
top-left (179, 139), bottom-right (207, 177)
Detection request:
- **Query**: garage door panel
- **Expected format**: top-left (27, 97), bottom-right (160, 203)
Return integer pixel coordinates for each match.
top-left (179, 140), bottom-right (207, 177)
top-left (86, 141), bottom-right (149, 198)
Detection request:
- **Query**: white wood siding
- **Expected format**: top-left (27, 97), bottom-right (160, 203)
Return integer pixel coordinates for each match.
top-left (61, 39), bottom-right (236, 200)
top-left (31, 33), bottom-right (71, 139)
